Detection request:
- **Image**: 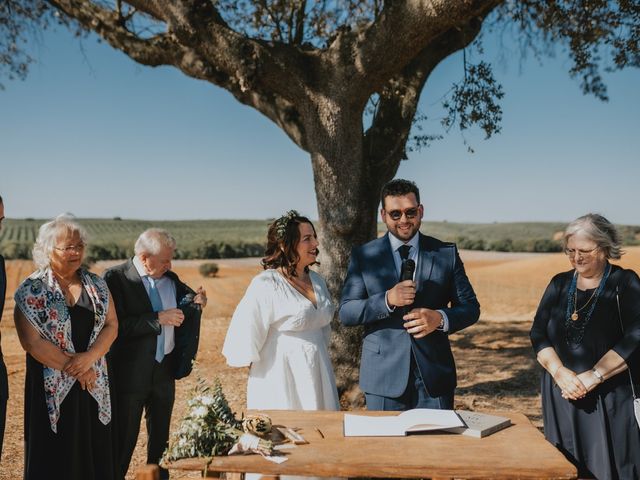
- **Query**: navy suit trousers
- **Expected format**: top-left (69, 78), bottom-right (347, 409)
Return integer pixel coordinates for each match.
top-left (364, 355), bottom-right (454, 411)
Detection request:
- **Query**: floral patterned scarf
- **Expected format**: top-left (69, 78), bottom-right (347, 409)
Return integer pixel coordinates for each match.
top-left (14, 268), bottom-right (111, 432)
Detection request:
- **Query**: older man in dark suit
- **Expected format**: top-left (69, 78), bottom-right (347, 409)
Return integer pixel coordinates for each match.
top-left (104, 228), bottom-right (206, 479)
top-left (340, 179), bottom-right (480, 411)
top-left (0, 195), bottom-right (7, 457)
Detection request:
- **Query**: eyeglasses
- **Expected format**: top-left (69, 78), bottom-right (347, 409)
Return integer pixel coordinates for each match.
top-left (54, 243), bottom-right (86, 254)
top-left (564, 247), bottom-right (598, 258)
top-left (386, 207), bottom-right (420, 221)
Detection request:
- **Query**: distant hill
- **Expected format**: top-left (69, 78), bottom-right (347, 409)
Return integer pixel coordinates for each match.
top-left (1, 218), bottom-right (638, 260)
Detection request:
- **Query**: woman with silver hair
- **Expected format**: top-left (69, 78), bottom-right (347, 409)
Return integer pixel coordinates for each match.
top-left (530, 213), bottom-right (640, 479)
top-left (14, 214), bottom-right (118, 480)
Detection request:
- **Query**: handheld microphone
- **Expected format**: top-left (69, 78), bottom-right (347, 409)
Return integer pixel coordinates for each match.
top-left (400, 259), bottom-right (415, 316)
top-left (400, 259), bottom-right (415, 282)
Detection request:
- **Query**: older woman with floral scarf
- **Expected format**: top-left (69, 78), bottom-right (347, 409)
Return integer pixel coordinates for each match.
top-left (14, 214), bottom-right (118, 480)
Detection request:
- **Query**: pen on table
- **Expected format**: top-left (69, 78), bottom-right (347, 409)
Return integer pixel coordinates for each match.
top-left (315, 427), bottom-right (325, 438)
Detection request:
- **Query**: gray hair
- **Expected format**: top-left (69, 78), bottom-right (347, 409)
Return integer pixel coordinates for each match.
top-left (563, 213), bottom-right (623, 260)
top-left (32, 214), bottom-right (88, 270)
top-left (134, 228), bottom-right (177, 256)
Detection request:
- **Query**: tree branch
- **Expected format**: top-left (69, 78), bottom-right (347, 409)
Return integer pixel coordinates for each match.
top-left (121, 0), bottom-right (166, 22)
top-left (293, 0), bottom-right (306, 44)
top-left (328, 0), bottom-right (501, 92)
top-left (363, 18), bottom-right (486, 185)
top-left (47, 0), bottom-right (183, 66)
top-left (46, 0), bottom-right (313, 150)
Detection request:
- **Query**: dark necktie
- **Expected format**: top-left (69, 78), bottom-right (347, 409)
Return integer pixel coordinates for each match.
top-left (398, 244), bottom-right (411, 261)
top-left (398, 244), bottom-right (411, 278)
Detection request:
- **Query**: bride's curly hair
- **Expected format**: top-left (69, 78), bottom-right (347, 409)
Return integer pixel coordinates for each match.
top-left (261, 210), bottom-right (319, 277)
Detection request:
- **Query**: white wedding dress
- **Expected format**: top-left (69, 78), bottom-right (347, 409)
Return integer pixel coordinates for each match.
top-left (223, 269), bottom-right (339, 411)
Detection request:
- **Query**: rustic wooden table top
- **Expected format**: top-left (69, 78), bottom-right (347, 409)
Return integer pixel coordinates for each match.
top-left (167, 410), bottom-right (577, 480)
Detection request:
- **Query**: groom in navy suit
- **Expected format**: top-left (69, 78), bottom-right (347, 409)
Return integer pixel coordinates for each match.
top-left (339, 179), bottom-right (480, 410)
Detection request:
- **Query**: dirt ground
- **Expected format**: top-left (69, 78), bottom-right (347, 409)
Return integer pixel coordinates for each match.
top-left (1, 248), bottom-right (640, 479)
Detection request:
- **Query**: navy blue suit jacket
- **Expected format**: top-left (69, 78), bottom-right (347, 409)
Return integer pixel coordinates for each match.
top-left (339, 233), bottom-right (480, 398)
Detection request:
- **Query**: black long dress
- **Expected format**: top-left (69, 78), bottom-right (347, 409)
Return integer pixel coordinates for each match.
top-left (24, 288), bottom-right (115, 480)
top-left (530, 264), bottom-right (640, 480)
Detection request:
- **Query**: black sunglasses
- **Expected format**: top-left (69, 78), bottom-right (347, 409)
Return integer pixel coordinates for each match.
top-left (386, 207), bottom-right (419, 221)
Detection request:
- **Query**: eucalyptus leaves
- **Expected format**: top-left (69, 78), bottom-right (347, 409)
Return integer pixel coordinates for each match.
top-left (161, 378), bottom-right (273, 463)
top-left (275, 210), bottom-right (299, 240)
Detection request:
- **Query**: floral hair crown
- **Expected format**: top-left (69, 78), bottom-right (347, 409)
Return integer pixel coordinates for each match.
top-left (275, 210), bottom-right (299, 240)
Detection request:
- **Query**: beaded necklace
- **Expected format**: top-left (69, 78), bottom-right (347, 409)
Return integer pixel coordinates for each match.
top-left (564, 262), bottom-right (611, 347)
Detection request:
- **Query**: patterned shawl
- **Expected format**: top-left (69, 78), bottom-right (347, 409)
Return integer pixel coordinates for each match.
top-left (14, 268), bottom-right (111, 432)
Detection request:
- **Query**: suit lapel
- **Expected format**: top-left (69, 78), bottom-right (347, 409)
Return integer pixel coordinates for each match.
top-left (124, 259), bottom-right (154, 311)
top-left (166, 270), bottom-right (188, 300)
top-left (416, 233), bottom-right (434, 293)
top-left (373, 234), bottom-right (400, 291)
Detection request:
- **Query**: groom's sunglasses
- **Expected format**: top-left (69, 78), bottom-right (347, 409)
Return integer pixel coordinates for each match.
top-left (386, 207), bottom-right (419, 221)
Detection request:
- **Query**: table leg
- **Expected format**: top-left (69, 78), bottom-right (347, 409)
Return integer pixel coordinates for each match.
top-left (135, 465), bottom-right (160, 480)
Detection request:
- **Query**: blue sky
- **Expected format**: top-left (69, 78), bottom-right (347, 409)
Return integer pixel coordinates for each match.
top-left (0, 19), bottom-right (638, 224)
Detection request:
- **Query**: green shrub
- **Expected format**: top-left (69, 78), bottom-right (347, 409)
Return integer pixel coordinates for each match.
top-left (530, 238), bottom-right (563, 252)
top-left (2, 241), bottom-right (31, 259)
top-left (218, 243), bottom-right (237, 258)
top-left (456, 236), bottom-right (486, 251)
top-left (199, 262), bottom-right (220, 278)
top-left (196, 241), bottom-right (220, 259)
top-left (489, 238), bottom-right (514, 252)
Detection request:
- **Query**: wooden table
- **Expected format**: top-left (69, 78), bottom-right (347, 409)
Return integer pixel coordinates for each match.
top-left (166, 410), bottom-right (577, 479)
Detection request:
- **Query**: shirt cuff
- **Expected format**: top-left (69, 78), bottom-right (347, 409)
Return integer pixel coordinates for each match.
top-left (437, 310), bottom-right (449, 332)
top-left (385, 291), bottom-right (396, 312)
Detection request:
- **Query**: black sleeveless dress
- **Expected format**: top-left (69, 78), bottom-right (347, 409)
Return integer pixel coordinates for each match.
top-left (24, 287), bottom-right (115, 480)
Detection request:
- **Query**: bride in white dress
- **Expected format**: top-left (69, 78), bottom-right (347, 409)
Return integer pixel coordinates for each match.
top-left (222, 211), bottom-right (339, 411)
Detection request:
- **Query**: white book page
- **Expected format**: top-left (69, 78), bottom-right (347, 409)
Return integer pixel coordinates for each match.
top-left (343, 409), bottom-right (464, 437)
top-left (398, 409), bottom-right (464, 432)
top-left (343, 414), bottom-right (406, 436)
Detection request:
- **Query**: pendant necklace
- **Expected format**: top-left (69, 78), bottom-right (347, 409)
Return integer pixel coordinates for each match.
top-left (571, 287), bottom-right (598, 321)
top-left (564, 262), bottom-right (611, 347)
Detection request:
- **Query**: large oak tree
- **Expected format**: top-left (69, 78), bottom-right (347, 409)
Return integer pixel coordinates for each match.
top-left (3, 0), bottom-right (638, 399)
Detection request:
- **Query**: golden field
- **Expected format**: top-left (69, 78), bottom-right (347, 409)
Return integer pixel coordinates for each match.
top-left (1, 248), bottom-right (640, 478)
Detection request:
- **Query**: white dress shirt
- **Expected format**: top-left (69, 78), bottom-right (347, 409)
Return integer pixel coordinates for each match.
top-left (388, 231), bottom-right (420, 278)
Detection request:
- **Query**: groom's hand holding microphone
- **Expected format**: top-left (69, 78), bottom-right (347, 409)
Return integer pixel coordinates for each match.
top-left (387, 259), bottom-right (416, 309)
top-left (389, 258), bottom-right (443, 339)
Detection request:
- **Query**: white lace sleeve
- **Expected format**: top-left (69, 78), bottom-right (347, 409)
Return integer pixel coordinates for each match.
top-left (222, 273), bottom-right (274, 367)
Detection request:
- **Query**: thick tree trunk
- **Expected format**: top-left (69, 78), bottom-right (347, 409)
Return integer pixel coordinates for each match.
top-left (305, 100), bottom-right (398, 405)
top-left (314, 148), bottom-right (377, 406)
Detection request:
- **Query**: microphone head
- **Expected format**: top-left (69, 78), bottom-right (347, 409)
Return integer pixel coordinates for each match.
top-left (400, 259), bottom-right (416, 281)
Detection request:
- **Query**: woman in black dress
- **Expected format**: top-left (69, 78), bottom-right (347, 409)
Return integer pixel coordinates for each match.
top-left (530, 213), bottom-right (640, 480)
top-left (14, 214), bottom-right (118, 480)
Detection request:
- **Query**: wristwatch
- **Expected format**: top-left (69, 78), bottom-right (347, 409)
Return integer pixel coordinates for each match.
top-left (592, 368), bottom-right (604, 383)
top-left (437, 313), bottom-right (445, 331)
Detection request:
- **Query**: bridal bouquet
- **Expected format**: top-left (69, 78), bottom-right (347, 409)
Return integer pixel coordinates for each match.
top-left (161, 378), bottom-right (274, 463)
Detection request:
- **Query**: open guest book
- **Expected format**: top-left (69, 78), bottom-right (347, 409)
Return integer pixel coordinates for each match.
top-left (343, 409), bottom-right (511, 438)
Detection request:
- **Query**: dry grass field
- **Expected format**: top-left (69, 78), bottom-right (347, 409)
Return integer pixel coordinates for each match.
top-left (1, 248), bottom-right (640, 479)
